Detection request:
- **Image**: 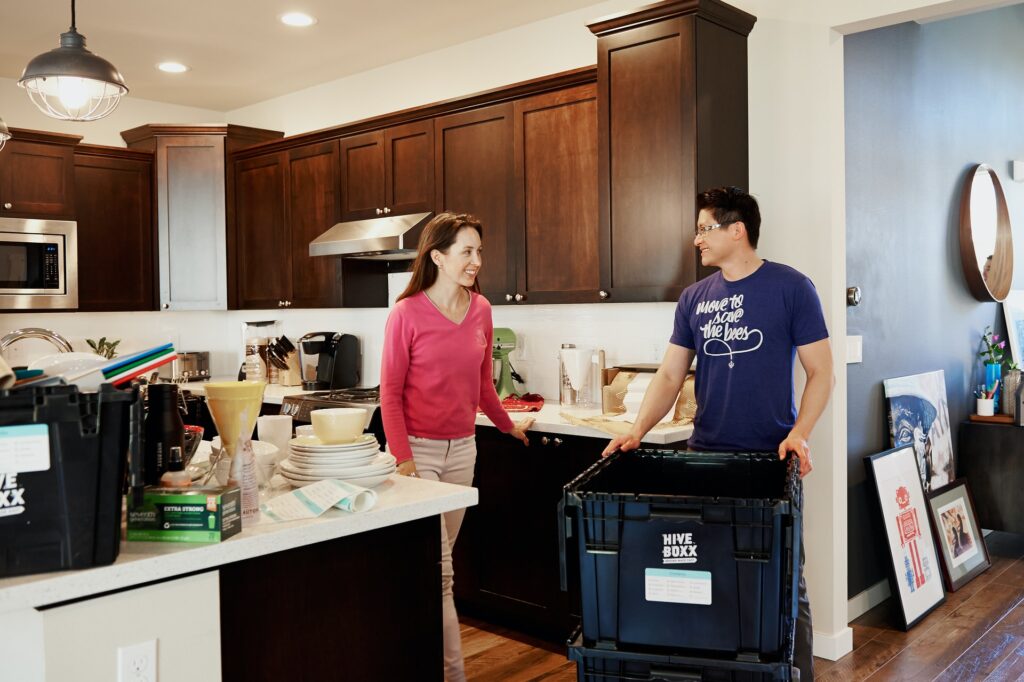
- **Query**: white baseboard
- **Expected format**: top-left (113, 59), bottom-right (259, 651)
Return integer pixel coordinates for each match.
top-left (847, 579), bottom-right (891, 621)
top-left (812, 626), bottom-right (853, 661)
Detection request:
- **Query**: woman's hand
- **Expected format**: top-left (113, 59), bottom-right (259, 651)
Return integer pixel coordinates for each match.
top-left (508, 417), bottom-right (535, 446)
top-left (396, 459), bottom-right (419, 477)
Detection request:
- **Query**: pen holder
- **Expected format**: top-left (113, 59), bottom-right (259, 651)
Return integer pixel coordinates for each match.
top-left (976, 398), bottom-right (995, 417)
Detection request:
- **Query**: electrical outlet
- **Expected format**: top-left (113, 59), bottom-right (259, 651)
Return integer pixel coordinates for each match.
top-left (118, 639), bottom-right (157, 682)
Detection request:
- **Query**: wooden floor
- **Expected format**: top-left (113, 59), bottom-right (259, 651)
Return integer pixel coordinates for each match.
top-left (462, 532), bottom-right (1024, 681)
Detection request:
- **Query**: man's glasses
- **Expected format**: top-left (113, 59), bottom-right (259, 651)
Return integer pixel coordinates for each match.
top-left (695, 222), bottom-right (732, 237)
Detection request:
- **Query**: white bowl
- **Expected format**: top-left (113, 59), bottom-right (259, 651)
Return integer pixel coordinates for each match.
top-left (311, 407), bottom-right (367, 444)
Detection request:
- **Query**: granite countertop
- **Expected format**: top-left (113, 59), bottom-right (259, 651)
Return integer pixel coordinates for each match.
top-left (0, 476), bottom-right (476, 613)
top-left (476, 403), bottom-right (692, 444)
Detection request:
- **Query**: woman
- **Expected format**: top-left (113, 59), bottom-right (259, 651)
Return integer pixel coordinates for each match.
top-left (381, 212), bottom-right (533, 682)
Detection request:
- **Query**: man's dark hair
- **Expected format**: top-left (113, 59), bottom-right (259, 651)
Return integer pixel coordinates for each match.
top-left (696, 186), bottom-right (761, 248)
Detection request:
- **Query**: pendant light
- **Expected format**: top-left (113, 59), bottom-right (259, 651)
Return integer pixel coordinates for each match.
top-left (18, 0), bottom-right (128, 121)
top-left (0, 119), bottom-right (10, 152)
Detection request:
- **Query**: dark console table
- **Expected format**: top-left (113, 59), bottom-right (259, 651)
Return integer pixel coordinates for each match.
top-left (958, 421), bottom-right (1024, 533)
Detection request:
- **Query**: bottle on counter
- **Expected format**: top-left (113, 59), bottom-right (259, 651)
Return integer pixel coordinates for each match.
top-left (144, 384), bottom-right (185, 486)
top-left (244, 336), bottom-right (266, 381)
top-left (160, 446), bottom-right (192, 488)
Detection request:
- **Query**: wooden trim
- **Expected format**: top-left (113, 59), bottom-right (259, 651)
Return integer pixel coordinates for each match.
top-left (7, 127), bottom-right (82, 146)
top-left (120, 124), bottom-right (284, 145)
top-left (587, 0), bottom-right (755, 37)
top-left (232, 66), bottom-right (597, 160)
top-left (74, 143), bottom-right (153, 162)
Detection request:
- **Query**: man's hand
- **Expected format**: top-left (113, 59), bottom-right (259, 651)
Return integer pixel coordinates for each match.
top-left (602, 433), bottom-right (642, 457)
top-left (778, 429), bottom-right (812, 478)
top-left (508, 417), bottom-right (535, 446)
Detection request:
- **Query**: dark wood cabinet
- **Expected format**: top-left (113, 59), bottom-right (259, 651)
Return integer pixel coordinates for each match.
top-left (233, 142), bottom-right (343, 309)
top-left (590, 1), bottom-right (755, 302)
top-left (339, 131), bottom-right (385, 222)
top-left (434, 104), bottom-right (516, 304)
top-left (0, 129), bottom-right (79, 219)
top-left (512, 83), bottom-right (600, 304)
top-left (287, 141), bottom-right (342, 308)
top-left (958, 422), bottom-right (1024, 534)
top-left (74, 146), bottom-right (155, 311)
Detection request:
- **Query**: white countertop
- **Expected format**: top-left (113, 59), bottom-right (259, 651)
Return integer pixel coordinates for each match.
top-left (0, 476), bottom-right (475, 614)
top-left (178, 380), bottom-right (309, 405)
top-left (475, 403), bottom-right (692, 444)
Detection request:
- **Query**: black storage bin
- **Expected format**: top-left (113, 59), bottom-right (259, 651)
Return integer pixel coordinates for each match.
top-left (0, 384), bottom-right (140, 578)
top-left (561, 450), bottom-right (800, 662)
top-left (568, 634), bottom-right (792, 681)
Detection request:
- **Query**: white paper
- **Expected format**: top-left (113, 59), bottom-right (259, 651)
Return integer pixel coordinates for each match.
top-left (260, 479), bottom-right (378, 522)
top-left (645, 568), bottom-right (712, 605)
top-left (0, 425), bottom-right (51, 474)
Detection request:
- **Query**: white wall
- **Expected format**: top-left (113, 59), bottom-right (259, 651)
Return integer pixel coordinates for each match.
top-left (0, 76), bottom-right (224, 147)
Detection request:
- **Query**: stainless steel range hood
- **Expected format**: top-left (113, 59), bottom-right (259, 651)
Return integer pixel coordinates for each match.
top-left (309, 212), bottom-right (432, 261)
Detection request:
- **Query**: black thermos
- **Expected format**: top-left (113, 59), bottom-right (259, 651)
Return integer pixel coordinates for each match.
top-left (144, 384), bottom-right (185, 485)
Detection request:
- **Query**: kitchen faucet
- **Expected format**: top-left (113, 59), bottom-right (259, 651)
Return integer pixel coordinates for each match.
top-left (0, 327), bottom-right (74, 357)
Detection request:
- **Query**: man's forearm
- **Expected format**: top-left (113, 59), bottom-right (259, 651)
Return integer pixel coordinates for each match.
top-left (630, 371), bottom-right (683, 438)
top-left (792, 369), bottom-right (833, 438)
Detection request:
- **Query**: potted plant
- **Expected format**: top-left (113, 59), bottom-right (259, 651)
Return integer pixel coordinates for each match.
top-left (978, 326), bottom-right (1007, 411)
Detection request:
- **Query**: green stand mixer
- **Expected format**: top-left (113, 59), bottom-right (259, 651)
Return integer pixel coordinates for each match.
top-left (492, 327), bottom-right (517, 399)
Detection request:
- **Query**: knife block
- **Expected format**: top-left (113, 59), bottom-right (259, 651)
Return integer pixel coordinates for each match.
top-left (277, 351), bottom-right (303, 387)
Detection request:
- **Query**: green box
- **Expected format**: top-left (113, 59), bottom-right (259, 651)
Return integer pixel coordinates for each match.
top-left (126, 486), bottom-right (242, 543)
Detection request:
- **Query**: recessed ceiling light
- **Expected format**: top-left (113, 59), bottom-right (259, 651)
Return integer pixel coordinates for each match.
top-left (280, 12), bottom-right (317, 27)
top-left (157, 62), bottom-right (190, 74)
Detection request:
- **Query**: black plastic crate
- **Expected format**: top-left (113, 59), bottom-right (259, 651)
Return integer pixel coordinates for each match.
top-left (0, 384), bottom-right (140, 578)
top-left (560, 450), bottom-right (800, 662)
top-left (568, 634), bottom-right (793, 681)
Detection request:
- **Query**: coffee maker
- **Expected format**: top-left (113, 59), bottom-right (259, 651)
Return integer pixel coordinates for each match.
top-left (298, 332), bottom-right (361, 390)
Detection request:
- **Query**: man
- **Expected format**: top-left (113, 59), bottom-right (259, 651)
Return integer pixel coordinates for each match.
top-left (603, 186), bottom-right (834, 680)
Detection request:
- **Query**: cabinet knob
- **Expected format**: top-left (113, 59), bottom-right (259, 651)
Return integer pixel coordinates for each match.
top-left (375, 208), bottom-right (382, 215)
top-left (541, 436), bottom-right (550, 446)
top-left (553, 438), bottom-right (563, 447)
top-left (514, 293), bottom-right (524, 302)
top-left (505, 294), bottom-right (513, 302)
top-left (162, 302), bottom-right (170, 310)
top-left (278, 300), bottom-right (285, 307)
top-left (286, 300), bottom-right (292, 307)
top-left (383, 207), bottom-right (391, 214)
top-left (599, 290), bottom-right (609, 300)
top-left (3, 202), bottom-right (11, 210)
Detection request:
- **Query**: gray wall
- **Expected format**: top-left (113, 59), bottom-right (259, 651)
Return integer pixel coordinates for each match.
top-left (845, 6), bottom-right (1024, 597)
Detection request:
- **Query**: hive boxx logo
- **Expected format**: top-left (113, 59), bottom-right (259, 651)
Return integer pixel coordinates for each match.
top-left (662, 532), bottom-right (698, 564)
top-left (0, 472), bottom-right (26, 517)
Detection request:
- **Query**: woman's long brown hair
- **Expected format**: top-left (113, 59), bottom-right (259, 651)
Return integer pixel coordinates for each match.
top-left (397, 212), bottom-right (483, 302)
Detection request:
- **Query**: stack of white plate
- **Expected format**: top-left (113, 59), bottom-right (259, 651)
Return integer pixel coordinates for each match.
top-left (279, 434), bottom-right (396, 488)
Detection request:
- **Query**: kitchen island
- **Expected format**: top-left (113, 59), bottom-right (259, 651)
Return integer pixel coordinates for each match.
top-left (0, 475), bottom-right (476, 682)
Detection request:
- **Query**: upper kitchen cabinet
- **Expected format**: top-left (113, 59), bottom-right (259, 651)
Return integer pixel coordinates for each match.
top-left (0, 129), bottom-right (79, 219)
top-left (435, 103), bottom-right (515, 304)
top-left (122, 124), bottom-right (283, 311)
top-left (74, 145), bottom-right (155, 312)
top-left (339, 120), bottom-right (434, 225)
top-left (232, 141), bottom-right (343, 310)
top-left (512, 83), bottom-right (599, 305)
top-left (589, 0), bottom-right (755, 303)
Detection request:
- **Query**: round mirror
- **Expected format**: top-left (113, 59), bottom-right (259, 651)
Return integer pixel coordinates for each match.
top-left (960, 164), bottom-right (1013, 301)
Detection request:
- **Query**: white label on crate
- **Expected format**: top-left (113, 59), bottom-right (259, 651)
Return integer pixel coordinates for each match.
top-left (645, 568), bottom-right (712, 605)
top-left (0, 424), bottom-right (50, 474)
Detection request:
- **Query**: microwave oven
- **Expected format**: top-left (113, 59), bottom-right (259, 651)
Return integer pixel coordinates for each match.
top-left (0, 217), bottom-right (78, 310)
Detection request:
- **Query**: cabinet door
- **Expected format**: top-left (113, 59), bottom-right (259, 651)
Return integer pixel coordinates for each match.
top-left (597, 18), bottom-right (697, 303)
top-left (513, 84), bottom-right (600, 304)
top-left (385, 119), bottom-right (434, 237)
top-left (74, 150), bottom-right (155, 311)
top-left (288, 141), bottom-right (342, 308)
top-left (0, 139), bottom-right (75, 218)
top-left (339, 130), bottom-right (385, 221)
top-left (234, 153), bottom-right (290, 309)
top-left (434, 104), bottom-right (515, 304)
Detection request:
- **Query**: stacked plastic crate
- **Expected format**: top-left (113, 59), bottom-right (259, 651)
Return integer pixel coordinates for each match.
top-left (560, 449), bottom-right (801, 681)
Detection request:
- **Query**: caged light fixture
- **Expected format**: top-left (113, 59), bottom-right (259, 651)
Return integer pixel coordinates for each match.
top-left (0, 119), bottom-right (10, 152)
top-left (18, 0), bottom-right (128, 121)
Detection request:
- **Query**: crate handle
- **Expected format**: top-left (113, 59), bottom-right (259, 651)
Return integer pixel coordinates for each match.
top-left (648, 666), bottom-right (702, 681)
top-left (649, 506), bottom-right (702, 521)
top-left (558, 497), bottom-right (573, 592)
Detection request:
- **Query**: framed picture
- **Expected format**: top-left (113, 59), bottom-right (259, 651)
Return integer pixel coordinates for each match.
top-left (1003, 290), bottom-right (1024, 367)
top-left (865, 446), bottom-right (946, 630)
top-left (927, 479), bottom-right (991, 591)
top-left (883, 370), bottom-right (954, 492)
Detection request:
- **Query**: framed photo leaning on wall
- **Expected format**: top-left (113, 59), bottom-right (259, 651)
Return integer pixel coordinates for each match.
top-left (865, 445), bottom-right (946, 630)
top-left (927, 478), bottom-right (991, 592)
top-left (1003, 290), bottom-right (1024, 367)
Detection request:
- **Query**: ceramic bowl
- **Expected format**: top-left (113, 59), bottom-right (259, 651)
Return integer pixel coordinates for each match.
top-left (311, 407), bottom-right (367, 444)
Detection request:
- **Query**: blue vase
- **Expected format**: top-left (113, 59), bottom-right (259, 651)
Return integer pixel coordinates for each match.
top-left (985, 362), bottom-right (1003, 411)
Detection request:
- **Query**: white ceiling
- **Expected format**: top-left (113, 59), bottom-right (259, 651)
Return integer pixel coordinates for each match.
top-left (0, 0), bottom-right (602, 112)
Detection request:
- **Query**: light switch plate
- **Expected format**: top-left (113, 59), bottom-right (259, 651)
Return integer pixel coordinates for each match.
top-left (846, 335), bottom-right (863, 364)
top-left (118, 639), bottom-right (157, 682)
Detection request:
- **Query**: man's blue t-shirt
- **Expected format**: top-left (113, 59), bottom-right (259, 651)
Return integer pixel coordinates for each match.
top-left (670, 260), bottom-right (829, 452)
